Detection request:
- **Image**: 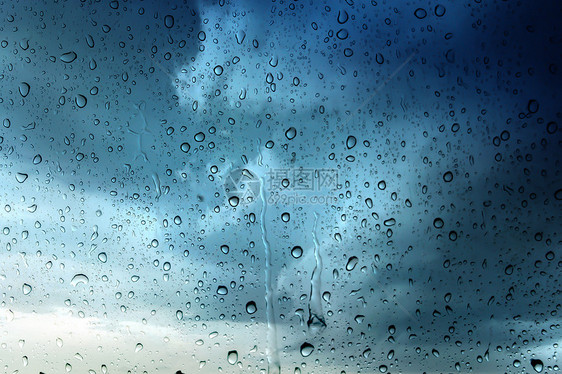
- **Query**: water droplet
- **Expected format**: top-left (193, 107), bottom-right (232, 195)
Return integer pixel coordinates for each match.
top-left (433, 218), bottom-right (444, 229)
top-left (346, 135), bottom-right (357, 149)
top-left (16, 173), bottom-right (28, 183)
top-left (174, 216), bottom-right (182, 225)
top-left (285, 127), bottom-right (297, 140)
top-left (228, 196), bottom-right (240, 207)
top-left (235, 30), bottom-right (246, 44)
top-left (346, 256), bottom-right (358, 271)
top-left (164, 15), bottom-right (174, 28)
top-left (56, 337), bottom-right (63, 347)
top-left (217, 286), bottom-right (228, 295)
top-left (220, 245), bottom-right (230, 254)
top-left (135, 343), bottom-right (143, 352)
top-left (60, 51), bottom-right (77, 63)
top-left (377, 180), bottom-right (386, 190)
top-left (300, 342), bottom-right (314, 357)
top-left (98, 252), bottom-right (107, 263)
top-left (180, 142), bottom-right (190, 153)
top-left (434, 4), bottom-right (446, 17)
top-left (414, 8), bottom-right (427, 19)
top-left (176, 310), bottom-right (183, 320)
top-left (22, 283), bottom-right (32, 295)
top-left (443, 171), bottom-right (453, 182)
top-left (213, 65), bottom-right (224, 76)
top-left (281, 212), bottom-right (290, 222)
top-left (291, 246), bottom-right (303, 259)
top-left (70, 274), bottom-right (89, 287)
top-left (246, 301), bottom-right (257, 314)
top-left (32, 154), bottom-right (42, 165)
top-left (531, 359), bottom-right (544, 373)
top-left (194, 132), bottom-right (205, 142)
top-left (76, 94), bottom-right (87, 108)
top-left (504, 265), bottom-right (514, 275)
top-left (19, 82), bottom-right (30, 97)
top-left (227, 350), bottom-right (238, 364)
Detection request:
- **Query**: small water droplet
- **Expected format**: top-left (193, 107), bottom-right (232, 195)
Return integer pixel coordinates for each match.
top-left (135, 343), bottom-right (143, 352)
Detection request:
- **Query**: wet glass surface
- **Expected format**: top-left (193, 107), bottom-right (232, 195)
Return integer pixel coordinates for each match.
top-left (0, 1), bottom-right (561, 373)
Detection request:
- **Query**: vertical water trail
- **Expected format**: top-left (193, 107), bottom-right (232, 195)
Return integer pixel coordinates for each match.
top-left (259, 177), bottom-right (281, 374)
top-left (308, 211), bottom-right (326, 333)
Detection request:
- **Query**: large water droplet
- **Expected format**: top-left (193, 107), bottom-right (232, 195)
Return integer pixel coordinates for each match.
top-left (70, 274), bottom-right (89, 287)
top-left (19, 82), bottom-right (30, 97)
top-left (227, 350), bottom-right (238, 365)
top-left (16, 173), bottom-right (28, 183)
top-left (76, 94), bottom-right (87, 108)
top-left (60, 51), bottom-right (77, 63)
top-left (291, 246), bottom-right (303, 259)
top-left (217, 286), bottom-right (228, 295)
top-left (22, 283), bottom-right (32, 295)
top-left (246, 301), bottom-right (257, 314)
top-left (180, 142), bottom-right (190, 153)
top-left (531, 359), bottom-right (544, 373)
top-left (346, 256), bottom-right (358, 271)
top-left (300, 342), bottom-right (314, 357)
top-left (164, 15), bottom-right (174, 28)
top-left (285, 127), bottom-right (297, 140)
